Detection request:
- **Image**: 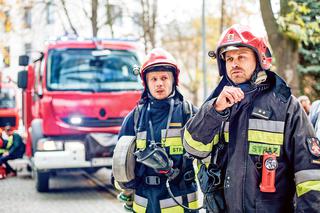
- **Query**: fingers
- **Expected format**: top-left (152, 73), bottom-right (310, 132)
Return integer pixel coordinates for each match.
top-left (214, 86), bottom-right (245, 112)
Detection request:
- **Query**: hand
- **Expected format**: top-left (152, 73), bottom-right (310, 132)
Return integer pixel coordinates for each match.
top-left (214, 86), bottom-right (244, 112)
top-left (3, 151), bottom-right (9, 157)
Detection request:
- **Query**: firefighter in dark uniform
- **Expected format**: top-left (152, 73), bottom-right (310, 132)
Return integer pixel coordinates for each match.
top-left (183, 24), bottom-right (320, 212)
top-left (115, 48), bottom-right (199, 213)
top-left (0, 125), bottom-right (25, 179)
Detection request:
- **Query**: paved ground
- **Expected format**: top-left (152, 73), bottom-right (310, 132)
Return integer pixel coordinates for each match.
top-left (0, 168), bottom-right (124, 213)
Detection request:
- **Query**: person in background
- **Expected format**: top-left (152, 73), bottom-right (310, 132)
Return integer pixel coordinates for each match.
top-left (0, 124), bottom-right (25, 179)
top-left (298, 95), bottom-right (311, 115)
top-left (309, 100), bottom-right (320, 139)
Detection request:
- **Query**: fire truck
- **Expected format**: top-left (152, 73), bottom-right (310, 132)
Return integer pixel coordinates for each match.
top-left (0, 82), bottom-right (19, 130)
top-left (17, 39), bottom-right (143, 192)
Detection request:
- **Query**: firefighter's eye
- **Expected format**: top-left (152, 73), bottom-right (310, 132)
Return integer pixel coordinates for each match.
top-left (226, 57), bottom-right (233, 62)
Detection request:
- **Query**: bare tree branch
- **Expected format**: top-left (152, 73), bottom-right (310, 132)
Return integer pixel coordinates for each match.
top-left (59, 0), bottom-right (78, 36)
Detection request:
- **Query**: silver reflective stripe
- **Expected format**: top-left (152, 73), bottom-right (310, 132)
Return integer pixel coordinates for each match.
top-left (187, 192), bottom-right (197, 202)
top-left (224, 122), bottom-right (229, 132)
top-left (183, 138), bottom-right (210, 158)
top-left (134, 194), bottom-right (148, 207)
top-left (161, 129), bottom-right (181, 138)
top-left (159, 192), bottom-right (197, 208)
top-left (137, 131), bottom-right (147, 140)
top-left (295, 169), bottom-right (320, 185)
top-left (249, 119), bottom-right (284, 133)
top-left (160, 196), bottom-right (183, 208)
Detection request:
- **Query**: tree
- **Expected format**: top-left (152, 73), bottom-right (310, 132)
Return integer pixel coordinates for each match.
top-left (133, 0), bottom-right (158, 53)
top-left (161, 17), bottom-right (220, 105)
top-left (260, 0), bottom-right (319, 95)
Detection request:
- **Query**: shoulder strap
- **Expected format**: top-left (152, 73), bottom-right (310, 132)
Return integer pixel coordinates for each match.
top-left (182, 100), bottom-right (193, 124)
top-left (133, 104), bottom-right (143, 134)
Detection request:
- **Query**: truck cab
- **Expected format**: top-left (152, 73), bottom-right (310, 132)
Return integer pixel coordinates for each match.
top-left (17, 39), bottom-right (142, 192)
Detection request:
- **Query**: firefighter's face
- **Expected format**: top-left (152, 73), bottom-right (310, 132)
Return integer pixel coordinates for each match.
top-left (146, 71), bottom-right (174, 100)
top-left (225, 47), bottom-right (257, 84)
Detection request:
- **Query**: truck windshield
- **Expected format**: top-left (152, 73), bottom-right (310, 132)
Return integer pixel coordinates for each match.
top-left (0, 87), bottom-right (16, 108)
top-left (47, 48), bottom-right (143, 92)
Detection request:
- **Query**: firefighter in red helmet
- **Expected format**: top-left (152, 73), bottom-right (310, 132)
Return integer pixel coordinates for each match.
top-left (183, 24), bottom-right (320, 212)
top-left (113, 48), bottom-right (199, 212)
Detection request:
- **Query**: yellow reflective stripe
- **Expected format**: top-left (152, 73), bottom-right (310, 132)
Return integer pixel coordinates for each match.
top-left (133, 201), bottom-right (147, 213)
top-left (296, 180), bottom-right (320, 197)
top-left (136, 139), bottom-right (146, 149)
top-left (184, 129), bottom-right (213, 152)
top-left (224, 132), bottom-right (229, 143)
top-left (6, 136), bottom-right (13, 149)
top-left (248, 130), bottom-right (283, 145)
top-left (164, 138), bottom-right (182, 147)
top-left (161, 205), bottom-right (183, 213)
top-left (169, 123), bottom-right (182, 127)
top-left (189, 200), bottom-right (199, 208)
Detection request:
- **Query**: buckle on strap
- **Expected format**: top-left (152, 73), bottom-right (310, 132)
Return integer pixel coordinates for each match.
top-left (183, 170), bottom-right (195, 182)
top-left (145, 176), bottom-right (161, 185)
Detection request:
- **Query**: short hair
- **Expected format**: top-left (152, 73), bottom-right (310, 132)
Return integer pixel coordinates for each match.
top-left (297, 95), bottom-right (310, 103)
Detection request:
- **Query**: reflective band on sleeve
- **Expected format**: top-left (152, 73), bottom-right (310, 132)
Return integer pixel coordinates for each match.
top-left (248, 130), bottom-right (283, 145)
top-left (183, 129), bottom-right (214, 152)
top-left (164, 138), bottom-right (182, 147)
top-left (296, 180), bottom-right (320, 197)
top-left (249, 119), bottom-right (284, 133)
top-left (295, 169), bottom-right (320, 185)
top-left (249, 142), bottom-right (280, 156)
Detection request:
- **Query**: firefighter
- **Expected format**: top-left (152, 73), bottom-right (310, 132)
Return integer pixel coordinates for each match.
top-left (0, 125), bottom-right (25, 179)
top-left (114, 48), bottom-right (199, 212)
top-left (183, 24), bottom-right (320, 212)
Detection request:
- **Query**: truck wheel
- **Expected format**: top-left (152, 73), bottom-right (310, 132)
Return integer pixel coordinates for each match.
top-left (35, 170), bottom-right (49, 192)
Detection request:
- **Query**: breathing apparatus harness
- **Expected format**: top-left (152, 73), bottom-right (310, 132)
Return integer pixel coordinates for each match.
top-left (134, 98), bottom-right (204, 211)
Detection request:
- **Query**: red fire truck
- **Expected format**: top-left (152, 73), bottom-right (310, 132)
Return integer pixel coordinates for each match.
top-left (17, 39), bottom-right (142, 192)
top-left (0, 82), bottom-right (19, 130)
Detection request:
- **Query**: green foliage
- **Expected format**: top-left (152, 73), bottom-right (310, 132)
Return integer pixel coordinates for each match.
top-left (278, 0), bottom-right (320, 45)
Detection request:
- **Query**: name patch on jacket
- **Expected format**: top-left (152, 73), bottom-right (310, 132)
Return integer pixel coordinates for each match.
top-left (249, 142), bottom-right (280, 156)
top-left (306, 137), bottom-right (320, 158)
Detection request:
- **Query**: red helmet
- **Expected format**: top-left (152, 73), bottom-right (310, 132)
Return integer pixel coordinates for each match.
top-left (139, 48), bottom-right (180, 88)
top-left (214, 24), bottom-right (272, 76)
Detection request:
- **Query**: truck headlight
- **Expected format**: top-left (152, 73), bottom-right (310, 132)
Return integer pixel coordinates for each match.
top-left (37, 139), bottom-right (64, 151)
top-left (69, 116), bottom-right (82, 125)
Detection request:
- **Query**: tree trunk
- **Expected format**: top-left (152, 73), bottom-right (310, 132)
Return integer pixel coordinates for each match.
top-left (259, 0), bottom-right (300, 95)
top-left (91, 0), bottom-right (98, 37)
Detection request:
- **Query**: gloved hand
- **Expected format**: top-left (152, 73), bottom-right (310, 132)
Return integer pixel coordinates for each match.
top-left (117, 190), bottom-right (133, 212)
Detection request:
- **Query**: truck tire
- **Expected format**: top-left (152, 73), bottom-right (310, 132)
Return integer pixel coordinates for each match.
top-left (31, 119), bottom-right (44, 155)
top-left (35, 170), bottom-right (49, 192)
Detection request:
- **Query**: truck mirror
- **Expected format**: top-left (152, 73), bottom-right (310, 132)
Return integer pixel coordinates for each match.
top-left (17, 70), bottom-right (28, 89)
top-left (19, 55), bottom-right (29, 66)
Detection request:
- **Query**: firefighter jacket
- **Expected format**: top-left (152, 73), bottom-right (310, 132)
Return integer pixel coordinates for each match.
top-left (118, 92), bottom-right (199, 213)
top-left (183, 71), bottom-right (320, 212)
top-left (0, 133), bottom-right (25, 158)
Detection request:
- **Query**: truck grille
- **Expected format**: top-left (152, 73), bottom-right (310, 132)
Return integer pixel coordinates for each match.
top-left (0, 117), bottom-right (16, 127)
top-left (61, 117), bottom-right (124, 127)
